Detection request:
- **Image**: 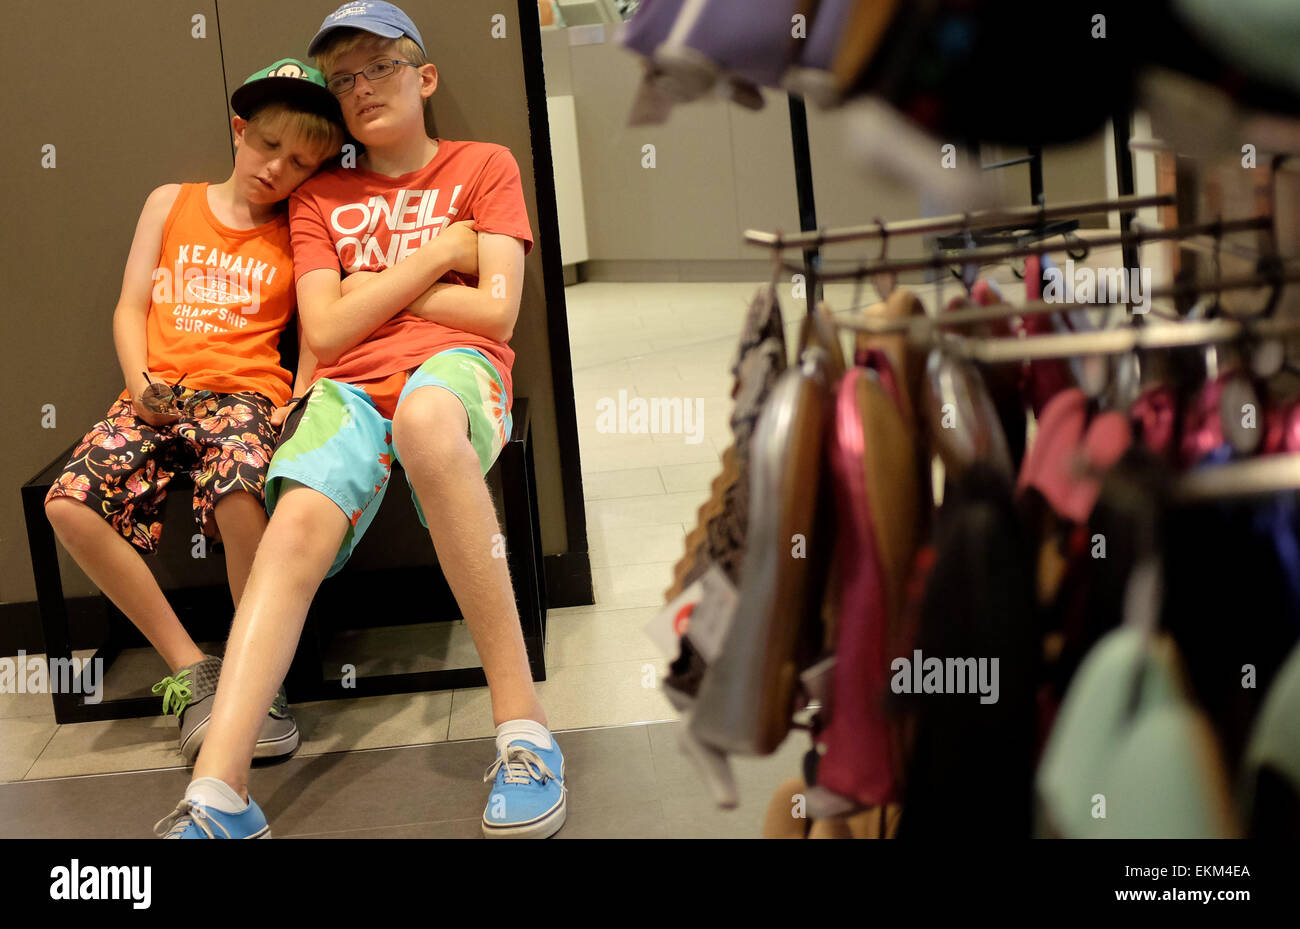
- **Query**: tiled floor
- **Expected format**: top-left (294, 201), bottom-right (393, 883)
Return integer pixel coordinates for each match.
top-left (0, 720), bottom-right (811, 838)
top-left (0, 270), bottom-right (1056, 836)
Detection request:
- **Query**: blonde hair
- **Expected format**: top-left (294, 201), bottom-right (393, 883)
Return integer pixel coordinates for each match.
top-left (314, 29), bottom-right (427, 77)
top-left (246, 101), bottom-right (345, 161)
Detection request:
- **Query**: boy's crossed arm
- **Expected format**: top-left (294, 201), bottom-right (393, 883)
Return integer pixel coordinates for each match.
top-left (295, 219), bottom-right (481, 365)
top-left (338, 228), bottom-right (526, 343)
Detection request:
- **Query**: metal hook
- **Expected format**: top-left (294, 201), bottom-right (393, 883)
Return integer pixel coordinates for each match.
top-left (1065, 231), bottom-right (1090, 262)
top-left (958, 213), bottom-right (979, 294)
top-left (768, 239), bottom-right (785, 290)
top-left (1211, 216), bottom-right (1225, 316)
top-left (929, 242), bottom-right (946, 319)
top-left (870, 216), bottom-right (897, 303)
top-left (1258, 253), bottom-right (1285, 319)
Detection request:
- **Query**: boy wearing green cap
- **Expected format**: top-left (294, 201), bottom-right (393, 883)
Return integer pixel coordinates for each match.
top-left (157, 2), bottom-right (565, 840)
top-left (45, 59), bottom-right (345, 764)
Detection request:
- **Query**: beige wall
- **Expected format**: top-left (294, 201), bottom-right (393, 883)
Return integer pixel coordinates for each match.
top-left (2, 0), bottom-right (576, 603)
top-left (548, 31), bottom-right (1110, 275)
top-left (564, 37), bottom-right (925, 271)
top-left (981, 136), bottom-right (1112, 225)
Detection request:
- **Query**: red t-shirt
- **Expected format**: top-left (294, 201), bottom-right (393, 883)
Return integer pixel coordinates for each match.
top-left (289, 139), bottom-right (534, 404)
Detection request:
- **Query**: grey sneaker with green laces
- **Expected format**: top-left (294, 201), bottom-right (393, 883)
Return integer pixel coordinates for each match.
top-left (152, 655), bottom-right (300, 764)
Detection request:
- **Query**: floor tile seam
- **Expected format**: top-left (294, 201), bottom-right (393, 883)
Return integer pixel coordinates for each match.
top-left (277, 795), bottom-right (674, 838)
top-left (19, 723), bottom-right (63, 783)
top-left (569, 332), bottom-right (738, 369)
top-left (0, 711), bottom-right (59, 723)
top-left (536, 654), bottom-right (671, 670)
top-left (589, 557), bottom-right (686, 572)
top-left (582, 488), bottom-right (675, 502)
top-left (276, 817), bottom-right (483, 838)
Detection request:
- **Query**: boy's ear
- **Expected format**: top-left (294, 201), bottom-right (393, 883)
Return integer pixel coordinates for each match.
top-left (231, 115), bottom-right (248, 146)
top-left (418, 63), bottom-right (438, 100)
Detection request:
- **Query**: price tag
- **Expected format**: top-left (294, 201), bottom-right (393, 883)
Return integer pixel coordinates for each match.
top-left (685, 565), bottom-right (739, 663)
top-left (645, 577), bottom-right (704, 660)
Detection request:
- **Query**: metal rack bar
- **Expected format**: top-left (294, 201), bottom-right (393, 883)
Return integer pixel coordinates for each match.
top-left (744, 193), bottom-right (1174, 251)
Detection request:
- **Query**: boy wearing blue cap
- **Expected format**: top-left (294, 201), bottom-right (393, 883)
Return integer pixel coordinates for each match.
top-left (157, 2), bottom-right (565, 840)
top-left (46, 60), bottom-right (344, 765)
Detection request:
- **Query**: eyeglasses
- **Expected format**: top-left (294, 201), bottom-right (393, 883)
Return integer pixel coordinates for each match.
top-left (326, 59), bottom-right (419, 96)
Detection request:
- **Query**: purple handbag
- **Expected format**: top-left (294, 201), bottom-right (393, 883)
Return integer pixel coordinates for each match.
top-left (646, 0), bottom-right (801, 102)
top-left (619, 0), bottom-right (688, 58)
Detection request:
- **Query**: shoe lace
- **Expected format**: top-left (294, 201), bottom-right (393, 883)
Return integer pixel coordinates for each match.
top-left (269, 688), bottom-right (288, 717)
top-left (483, 745), bottom-right (557, 786)
top-left (151, 669), bottom-right (194, 717)
top-left (153, 799), bottom-right (228, 839)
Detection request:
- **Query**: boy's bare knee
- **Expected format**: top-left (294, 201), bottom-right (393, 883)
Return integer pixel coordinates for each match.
top-left (45, 497), bottom-right (91, 538)
top-left (214, 491), bottom-right (265, 522)
top-left (402, 430), bottom-right (478, 483)
top-left (213, 492), bottom-right (268, 540)
top-left (393, 389), bottom-right (473, 473)
top-left (268, 485), bottom-right (348, 544)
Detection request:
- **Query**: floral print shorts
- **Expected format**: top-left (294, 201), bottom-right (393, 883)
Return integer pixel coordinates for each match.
top-left (44, 392), bottom-right (279, 554)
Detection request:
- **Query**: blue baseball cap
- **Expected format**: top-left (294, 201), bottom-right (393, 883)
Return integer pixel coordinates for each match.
top-left (308, 1), bottom-right (426, 57)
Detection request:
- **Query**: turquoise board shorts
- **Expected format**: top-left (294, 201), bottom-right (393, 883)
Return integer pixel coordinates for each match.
top-left (265, 347), bottom-right (512, 577)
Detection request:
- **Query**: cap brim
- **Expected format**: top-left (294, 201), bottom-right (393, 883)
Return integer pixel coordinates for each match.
top-left (308, 21), bottom-right (405, 57)
top-left (231, 77), bottom-right (342, 122)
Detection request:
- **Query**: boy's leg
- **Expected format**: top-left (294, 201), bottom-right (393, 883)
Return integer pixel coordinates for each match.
top-left (211, 491), bottom-right (267, 609)
top-left (392, 378), bottom-right (545, 728)
top-left (189, 379), bottom-right (393, 798)
top-left (43, 400), bottom-right (203, 672)
top-left (394, 352), bottom-right (564, 839)
top-left (192, 482), bottom-right (347, 797)
top-left (181, 392), bottom-right (283, 610)
top-left (44, 498), bottom-right (204, 671)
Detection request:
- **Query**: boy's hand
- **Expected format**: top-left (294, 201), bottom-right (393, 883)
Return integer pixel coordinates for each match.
top-left (130, 374), bottom-right (181, 427)
top-left (340, 270), bottom-right (379, 295)
top-left (440, 220), bottom-right (479, 278)
top-left (269, 403), bottom-right (294, 429)
top-left (132, 394), bottom-right (181, 428)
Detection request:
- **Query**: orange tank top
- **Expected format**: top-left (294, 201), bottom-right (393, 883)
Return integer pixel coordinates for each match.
top-left (137, 183), bottom-right (297, 406)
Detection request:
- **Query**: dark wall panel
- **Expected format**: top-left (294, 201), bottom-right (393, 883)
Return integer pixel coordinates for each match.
top-left (2, 0), bottom-right (232, 601)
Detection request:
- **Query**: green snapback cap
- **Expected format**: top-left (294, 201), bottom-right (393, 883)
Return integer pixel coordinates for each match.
top-left (230, 57), bottom-right (342, 122)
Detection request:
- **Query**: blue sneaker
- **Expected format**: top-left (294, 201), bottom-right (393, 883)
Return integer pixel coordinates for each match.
top-left (481, 737), bottom-right (567, 839)
top-left (153, 797), bottom-right (271, 839)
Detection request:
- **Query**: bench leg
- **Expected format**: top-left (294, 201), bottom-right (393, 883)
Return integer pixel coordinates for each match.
top-left (21, 485), bottom-right (82, 724)
top-left (500, 439), bottom-right (546, 682)
top-left (524, 417), bottom-right (548, 623)
top-left (285, 607), bottom-right (327, 703)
